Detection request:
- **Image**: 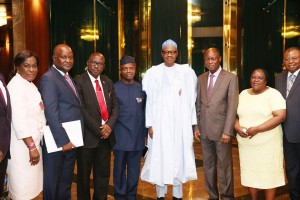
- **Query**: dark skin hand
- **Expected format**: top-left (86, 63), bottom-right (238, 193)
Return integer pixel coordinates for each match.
top-left (234, 109), bottom-right (286, 139)
top-left (194, 130), bottom-right (230, 143)
top-left (148, 127), bottom-right (153, 138)
top-left (0, 151), bottom-right (3, 163)
top-left (234, 118), bottom-right (248, 138)
top-left (194, 130), bottom-right (200, 141)
top-left (23, 137), bottom-right (40, 166)
top-left (100, 124), bottom-right (112, 139)
top-left (62, 142), bottom-right (75, 152)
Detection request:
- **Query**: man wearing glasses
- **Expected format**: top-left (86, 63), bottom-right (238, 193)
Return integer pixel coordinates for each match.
top-left (141, 39), bottom-right (198, 199)
top-left (74, 52), bottom-right (119, 200)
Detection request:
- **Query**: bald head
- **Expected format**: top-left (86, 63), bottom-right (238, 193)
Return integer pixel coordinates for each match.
top-left (52, 44), bottom-right (74, 73)
top-left (204, 47), bottom-right (222, 74)
top-left (87, 52), bottom-right (105, 79)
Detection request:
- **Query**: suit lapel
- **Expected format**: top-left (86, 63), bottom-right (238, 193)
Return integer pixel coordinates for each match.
top-left (84, 72), bottom-right (101, 114)
top-left (203, 72), bottom-right (209, 102)
top-left (207, 69), bottom-right (225, 101)
top-left (281, 71), bottom-right (288, 98)
top-left (0, 89), bottom-right (6, 107)
top-left (0, 78), bottom-right (7, 108)
top-left (288, 72), bottom-right (300, 98)
top-left (51, 67), bottom-right (79, 101)
top-left (100, 75), bottom-right (110, 111)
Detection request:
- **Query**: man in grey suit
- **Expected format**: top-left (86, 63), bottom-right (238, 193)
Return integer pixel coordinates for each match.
top-left (74, 52), bottom-right (119, 200)
top-left (275, 47), bottom-right (300, 200)
top-left (194, 47), bottom-right (239, 200)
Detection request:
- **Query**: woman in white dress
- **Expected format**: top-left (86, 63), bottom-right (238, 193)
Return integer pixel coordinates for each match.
top-left (7, 50), bottom-right (45, 200)
top-left (234, 68), bottom-right (286, 200)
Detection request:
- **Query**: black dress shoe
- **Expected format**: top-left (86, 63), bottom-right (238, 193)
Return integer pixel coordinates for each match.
top-left (173, 197), bottom-right (182, 200)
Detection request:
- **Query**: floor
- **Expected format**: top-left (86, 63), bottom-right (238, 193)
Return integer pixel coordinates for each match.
top-left (33, 139), bottom-right (290, 200)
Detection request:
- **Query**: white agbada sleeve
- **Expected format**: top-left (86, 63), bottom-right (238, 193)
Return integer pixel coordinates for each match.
top-left (142, 66), bottom-right (155, 127)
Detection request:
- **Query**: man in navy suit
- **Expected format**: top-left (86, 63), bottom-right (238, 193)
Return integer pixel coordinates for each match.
top-left (74, 52), bottom-right (119, 200)
top-left (0, 73), bottom-right (11, 197)
top-left (39, 44), bottom-right (83, 200)
top-left (275, 47), bottom-right (300, 200)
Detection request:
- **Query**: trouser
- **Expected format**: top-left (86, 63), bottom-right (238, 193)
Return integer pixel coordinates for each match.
top-left (156, 184), bottom-right (182, 198)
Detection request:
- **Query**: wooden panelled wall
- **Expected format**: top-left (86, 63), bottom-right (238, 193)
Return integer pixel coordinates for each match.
top-left (24, 0), bottom-right (50, 83)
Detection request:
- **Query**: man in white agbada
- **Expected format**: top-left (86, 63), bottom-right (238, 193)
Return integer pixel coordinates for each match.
top-left (141, 39), bottom-right (198, 199)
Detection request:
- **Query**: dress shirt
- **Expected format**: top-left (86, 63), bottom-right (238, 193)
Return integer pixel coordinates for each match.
top-left (87, 71), bottom-right (107, 124)
top-left (207, 66), bottom-right (222, 89)
top-left (287, 68), bottom-right (300, 80)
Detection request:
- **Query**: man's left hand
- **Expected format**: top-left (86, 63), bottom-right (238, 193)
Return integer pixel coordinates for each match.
top-left (100, 124), bottom-right (112, 139)
top-left (0, 151), bottom-right (3, 163)
top-left (221, 134), bottom-right (231, 144)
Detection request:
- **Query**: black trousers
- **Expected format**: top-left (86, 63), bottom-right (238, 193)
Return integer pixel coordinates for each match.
top-left (283, 134), bottom-right (300, 200)
top-left (77, 140), bottom-right (112, 200)
top-left (0, 155), bottom-right (8, 195)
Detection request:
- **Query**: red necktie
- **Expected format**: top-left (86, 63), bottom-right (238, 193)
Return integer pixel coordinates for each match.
top-left (207, 74), bottom-right (214, 97)
top-left (0, 87), bottom-right (6, 105)
top-left (95, 80), bottom-right (109, 121)
top-left (64, 74), bottom-right (78, 97)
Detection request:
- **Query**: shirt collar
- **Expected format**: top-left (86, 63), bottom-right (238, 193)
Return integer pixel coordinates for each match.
top-left (288, 68), bottom-right (300, 77)
top-left (209, 66), bottom-right (222, 77)
top-left (53, 65), bottom-right (69, 76)
top-left (87, 70), bottom-right (100, 82)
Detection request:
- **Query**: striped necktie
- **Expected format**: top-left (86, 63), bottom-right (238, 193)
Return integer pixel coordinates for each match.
top-left (286, 74), bottom-right (296, 97)
top-left (64, 74), bottom-right (78, 97)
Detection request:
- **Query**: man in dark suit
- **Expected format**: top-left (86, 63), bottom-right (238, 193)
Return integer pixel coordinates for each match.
top-left (113, 56), bottom-right (147, 200)
top-left (275, 47), bottom-right (300, 200)
top-left (39, 44), bottom-right (83, 200)
top-left (194, 47), bottom-right (239, 200)
top-left (74, 52), bottom-right (119, 200)
top-left (0, 73), bottom-right (11, 196)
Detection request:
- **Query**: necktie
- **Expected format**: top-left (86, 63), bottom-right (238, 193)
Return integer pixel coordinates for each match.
top-left (95, 80), bottom-right (109, 121)
top-left (0, 87), bottom-right (6, 105)
top-left (286, 74), bottom-right (296, 97)
top-left (64, 74), bottom-right (78, 97)
top-left (207, 74), bottom-right (214, 97)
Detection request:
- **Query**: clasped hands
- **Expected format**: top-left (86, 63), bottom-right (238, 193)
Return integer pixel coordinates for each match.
top-left (100, 124), bottom-right (112, 139)
top-left (237, 126), bottom-right (259, 139)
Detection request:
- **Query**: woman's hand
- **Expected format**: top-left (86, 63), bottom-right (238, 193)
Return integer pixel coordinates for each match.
top-left (246, 127), bottom-right (260, 139)
top-left (29, 148), bottom-right (40, 166)
top-left (237, 126), bottom-right (249, 138)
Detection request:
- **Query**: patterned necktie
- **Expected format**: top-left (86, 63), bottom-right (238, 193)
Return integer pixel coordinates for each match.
top-left (207, 74), bottom-right (214, 97)
top-left (286, 74), bottom-right (296, 97)
top-left (64, 74), bottom-right (78, 97)
top-left (0, 87), bottom-right (6, 105)
top-left (94, 80), bottom-right (109, 121)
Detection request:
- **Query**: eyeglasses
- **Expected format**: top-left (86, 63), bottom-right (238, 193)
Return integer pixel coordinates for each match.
top-left (89, 60), bottom-right (105, 67)
top-left (283, 57), bottom-right (299, 62)
top-left (162, 50), bottom-right (177, 56)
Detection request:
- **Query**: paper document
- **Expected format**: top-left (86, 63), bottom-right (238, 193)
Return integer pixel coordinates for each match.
top-left (43, 120), bottom-right (83, 153)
